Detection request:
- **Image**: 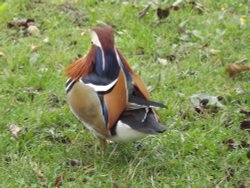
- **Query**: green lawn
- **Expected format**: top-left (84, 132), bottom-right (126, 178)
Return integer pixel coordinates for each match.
top-left (0, 0), bottom-right (249, 187)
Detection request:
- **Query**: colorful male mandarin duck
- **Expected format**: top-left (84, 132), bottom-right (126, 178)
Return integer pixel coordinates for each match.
top-left (65, 25), bottom-right (166, 146)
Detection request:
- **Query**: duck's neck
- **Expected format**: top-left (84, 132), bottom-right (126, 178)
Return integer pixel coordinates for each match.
top-left (95, 47), bottom-right (120, 80)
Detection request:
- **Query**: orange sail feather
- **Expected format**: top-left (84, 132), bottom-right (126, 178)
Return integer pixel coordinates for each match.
top-left (65, 46), bottom-right (97, 80)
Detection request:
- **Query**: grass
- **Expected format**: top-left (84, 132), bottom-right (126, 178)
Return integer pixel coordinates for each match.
top-left (0, 0), bottom-right (249, 187)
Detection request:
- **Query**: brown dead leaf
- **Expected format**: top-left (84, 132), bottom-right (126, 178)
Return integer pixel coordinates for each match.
top-left (166, 54), bottom-right (177, 62)
top-left (171, 0), bottom-right (184, 10)
top-left (32, 167), bottom-right (45, 181)
top-left (27, 25), bottom-right (40, 36)
top-left (138, 5), bottom-right (151, 18)
top-left (247, 150), bottom-right (250, 159)
top-left (189, 1), bottom-right (207, 13)
top-left (55, 174), bottom-right (63, 187)
top-left (225, 139), bottom-right (236, 150)
top-left (194, 106), bottom-right (205, 114)
top-left (80, 31), bottom-right (86, 36)
top-left (7, 18), bottom-right (35, 28)
top-left (68, 159), bottom-right (81, 167)
top-left (236, 87), bottom-right (246, 94)
top-left (9, 124), bottom-right (21, 138)
top-left (221, 6), bottom-right (236, 14)
top-left (156, 0), bottom-right (184, 21)
top-left (71, 138), bottom-right (77, 145)
top-left (157, 57), bottom-right (168, 65)
top-left (240, 109), bottom-right (250, 117)
top-left (31, 44), bottom-right (38, 52)
top-left (226, 63), bottom-right (250, 79)
top-left (135, 47), bottom-right (144, 55)
top-left (240, 120), bottom-right (250, 132)
top-left (0, 51), bottom-right (5, 57)
top-left (234, 58), bottom-right (248, 64)
top-left (178, 20), bottom-right (188, 33)
top-left (240, 140), bottom-right (250, 148)
top-left (240, 16), bottom-right (246, 27)
top-left (239, 183), bottom-right (246, 188)
top-left (156, 7), bottom-right (170, 19)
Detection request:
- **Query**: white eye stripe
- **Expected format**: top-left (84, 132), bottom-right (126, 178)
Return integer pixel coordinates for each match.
top-left (91, 31), bottom-right (102, 47)
top-left (91, 31), bottom-right (105, 70)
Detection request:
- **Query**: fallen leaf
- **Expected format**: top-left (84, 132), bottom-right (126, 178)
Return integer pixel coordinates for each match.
top-left (55, 175), bottom-right (63, 187)
top-left (138, 4), bottom-right (151, 18)
top-left (31, 44), bottom-right (38, 52)
top-left (239, 183), bottom-right (246, 188)
top-left (200, 98), bottom-right (209, 107)
top-left (240, 141), bottom-right (250, 148)
top-left (172, 0), bottom-right (183, 9)
top-left (209, 48), bottom-right (220, 55)
top-left (189, 1), bottom-right (207, 14)
top-left (240, 109), bottom-right (250, 117)
top-left (0, 51), bottom-right (5, 57)
top-left (156, 7), bottom-right (170, 19)
top-left (236, 87), bottom-right (245, 94)
top-left (4, 156), bottom-right (12, 165)
top-left (178, 20), bottom-right (188, 33)
top-left (116, 29), bottom-right (128, 35)
top-left (43, 37), bottom-right (49, 43)
top-left (156, 0), bottom-right (185, 21)
top-left (68, 159), bottom-right (81, 167)
top-left (191, 30), bottom-right (203, 40)
top-left (71, 139), bottom-right (77, 145)
top-left (9, 124), bottom-right (21, 138)
top-left (7, 18), bottom-right (35, 28)
top-left (179, 34), bottom-right (189, 41)
top-left (135, 143), bottom-right (143, 151)
top-left (135, 47), bottom-right (144, 55)
top-left (40, 67), bottom-right (48, 72)
top-left (235, 58), bottom-right (248, 64)
top-left (29, 53), bottom-right (40, 64)
top-left (240, 15), bottom-right (246, 27)
top-left (225, 139), bottom-right (236, 150)
top-left (80, 31), bottom-right (86, 36)
top-left (48, 94), bottom-right (60, 105)
top-left (191, 94), bottom-right (223, 115)
top-left (221, 6), bottom-right (236, 14)
top-left (28, 25), bottom-right (40, 36)
top-left (226, 63), bottom-right (250, 79)
top-left (157, 57), bottom-right (168, 65)
top-left (32, 167), bottom-right (45, 180)
top-left (247, 150), bottom-right (250, 159)
top-left (240, 120), bottom-right (250, 132)
top-left (190, 94), bottom-right (224, 108)
top-left (194, 106), bottom-right (205, 114)
top-left (166, 54), bottom-right (176, 62)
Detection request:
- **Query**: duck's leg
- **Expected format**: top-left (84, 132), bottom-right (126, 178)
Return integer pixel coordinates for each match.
top-left (98, 137), bottom-right (108, 152)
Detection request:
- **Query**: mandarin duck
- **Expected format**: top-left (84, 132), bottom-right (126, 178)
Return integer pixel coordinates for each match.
top-left (65, 25), bottom-right (166, 147)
